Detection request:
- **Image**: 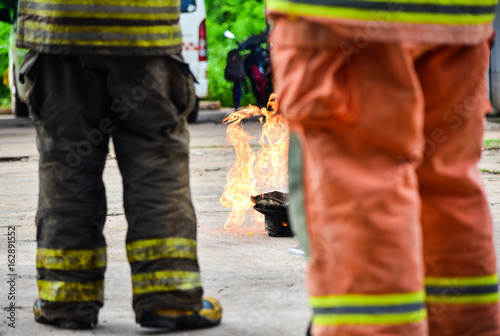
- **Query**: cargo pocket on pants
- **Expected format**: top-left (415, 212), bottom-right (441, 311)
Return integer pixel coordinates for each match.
top-left (168, 56), bottom-right (196, 119)
top-left (19, 50), bottom-right (42, 123)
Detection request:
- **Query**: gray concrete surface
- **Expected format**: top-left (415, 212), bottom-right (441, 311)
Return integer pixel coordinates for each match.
top-left (0, 110), bottom-right (310, 336)
top-left (0, 112), bottom-right (499, 335)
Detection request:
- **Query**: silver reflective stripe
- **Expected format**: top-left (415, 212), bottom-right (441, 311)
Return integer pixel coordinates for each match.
top-left (288, 132), bottom-right (310, 257)
top-left (20, 27), bottom-right (182, 42)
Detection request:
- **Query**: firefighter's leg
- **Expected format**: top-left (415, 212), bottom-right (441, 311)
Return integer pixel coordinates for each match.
top-left (415, 42), bottom-right (500, 336)
top-left (27, 53), bottom-right (110, 325)
top-left (271, 19), bottom-right (427, 336)
top-left (105, 55), bottom-right (204, 322)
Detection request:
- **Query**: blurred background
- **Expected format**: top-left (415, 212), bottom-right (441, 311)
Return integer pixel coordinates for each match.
top-left (0, 0), bottom-right (14, 108)
top-left (0, 0), bottom-right (268, 110)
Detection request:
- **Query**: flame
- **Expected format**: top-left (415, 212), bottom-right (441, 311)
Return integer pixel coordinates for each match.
top-left (220, 94), bottom-right (289, 229)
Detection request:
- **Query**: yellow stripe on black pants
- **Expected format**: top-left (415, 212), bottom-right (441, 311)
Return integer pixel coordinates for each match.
top-left (126, 238), bottom-right (197, 263)
top-left (37, 247), bottom-right (107, 270)
top-left (36, 247), bottom-right (107, 303)
top-left (127, 238), bottom-right (203, 321)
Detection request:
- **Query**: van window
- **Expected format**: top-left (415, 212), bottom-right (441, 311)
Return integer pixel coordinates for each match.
top-left (181, 0), bottom-right (197, 13)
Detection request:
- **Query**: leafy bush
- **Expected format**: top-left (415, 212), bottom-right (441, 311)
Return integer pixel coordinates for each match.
top-left (0, 21), bottom-right (11, 107)
top-left (0, 0), bottom-right (17, 13)
top-left (205, 0), bottom-right (267, 107)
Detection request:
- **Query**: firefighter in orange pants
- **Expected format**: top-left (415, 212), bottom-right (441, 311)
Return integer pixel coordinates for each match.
top-left (266, 1), bottom-right (500, 335)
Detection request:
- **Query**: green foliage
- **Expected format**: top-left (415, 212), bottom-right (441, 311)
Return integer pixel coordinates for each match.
top-left (0, 0), bottom-right (17, 12)
top-left (0, 21), bottom-right (11, 107)
top-left (205, 0), bottom-right (266, 107)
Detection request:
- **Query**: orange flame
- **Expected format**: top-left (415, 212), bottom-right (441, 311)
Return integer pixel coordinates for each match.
top-left (220, 94), bottom-right (289, 229)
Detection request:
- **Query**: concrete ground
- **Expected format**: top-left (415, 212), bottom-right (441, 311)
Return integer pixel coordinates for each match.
top-left (0, 111), bottom-right (499, 336)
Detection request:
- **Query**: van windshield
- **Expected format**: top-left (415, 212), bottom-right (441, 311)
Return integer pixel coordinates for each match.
top-left (181, 0), bottom-right (197, 13)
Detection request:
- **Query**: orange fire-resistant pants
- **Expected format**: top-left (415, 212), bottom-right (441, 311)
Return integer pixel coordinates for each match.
top-left (271, 19), bottom-right (500, 336)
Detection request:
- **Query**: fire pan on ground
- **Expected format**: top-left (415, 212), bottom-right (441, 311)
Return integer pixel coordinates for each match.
top-left (251, 191), bottom-right (292, 237)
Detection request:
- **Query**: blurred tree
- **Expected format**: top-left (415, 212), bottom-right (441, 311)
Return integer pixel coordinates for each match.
top-left (205, 0), bottom-right (267, 107)
top-left (0, 0), bottom-right (17, 11)
top-left (0, 0), bottom-right (17, 20)
top-left (0, 0), bottom-right (14, 107)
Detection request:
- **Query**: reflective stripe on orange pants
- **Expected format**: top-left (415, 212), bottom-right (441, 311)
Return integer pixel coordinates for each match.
top-left (271, 19), bottom-right (500, 336)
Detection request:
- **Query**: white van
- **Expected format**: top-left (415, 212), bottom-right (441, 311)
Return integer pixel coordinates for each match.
top-left (180, 0), bottom-right (208, 122)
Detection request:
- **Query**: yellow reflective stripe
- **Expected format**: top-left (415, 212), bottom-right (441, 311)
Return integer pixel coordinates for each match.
top-left (288, 0), bottom-right (497, 5)
top-left (25, 0), bottom-right (180, 7)
top-left (313, 309), bottom-right (427, 326)
top-left (386, 13), bottom-right (494, 25)
top-left (37, 247), bottom-right (106, 271)
top-left (310, 291), bottom-right (425, 308)
top-left (266, 0), bottom-right (495, 25)
top-left (20, 8), bottom-right (179, 20)
top-left (16, 34), bottom-right (182, 47)
top-left (132, 270), bottom-right (202, 295)
top-left (38, 280), bottom-right (104, 302)
top-left (425, 275), bottom-right (498, 287)
top-left (126, 238), bottom-right (197, 263)
top-left (427, 293), bottom-right (499, 304)
top-left (425, 275), bottom-right (499, 305)
top-left (23, 20), bottom-right (179, 35)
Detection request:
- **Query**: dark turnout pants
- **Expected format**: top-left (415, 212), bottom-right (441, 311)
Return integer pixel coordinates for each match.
top-left (24, 53), bottom-right (203, 323)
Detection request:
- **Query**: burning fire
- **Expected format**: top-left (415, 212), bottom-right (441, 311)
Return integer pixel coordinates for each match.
top-left (220, 94), bottom-right (289, 229)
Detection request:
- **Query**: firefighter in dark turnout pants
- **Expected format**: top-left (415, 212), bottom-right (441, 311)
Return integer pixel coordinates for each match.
top-left (16, 0), bottom-right (222, 330)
